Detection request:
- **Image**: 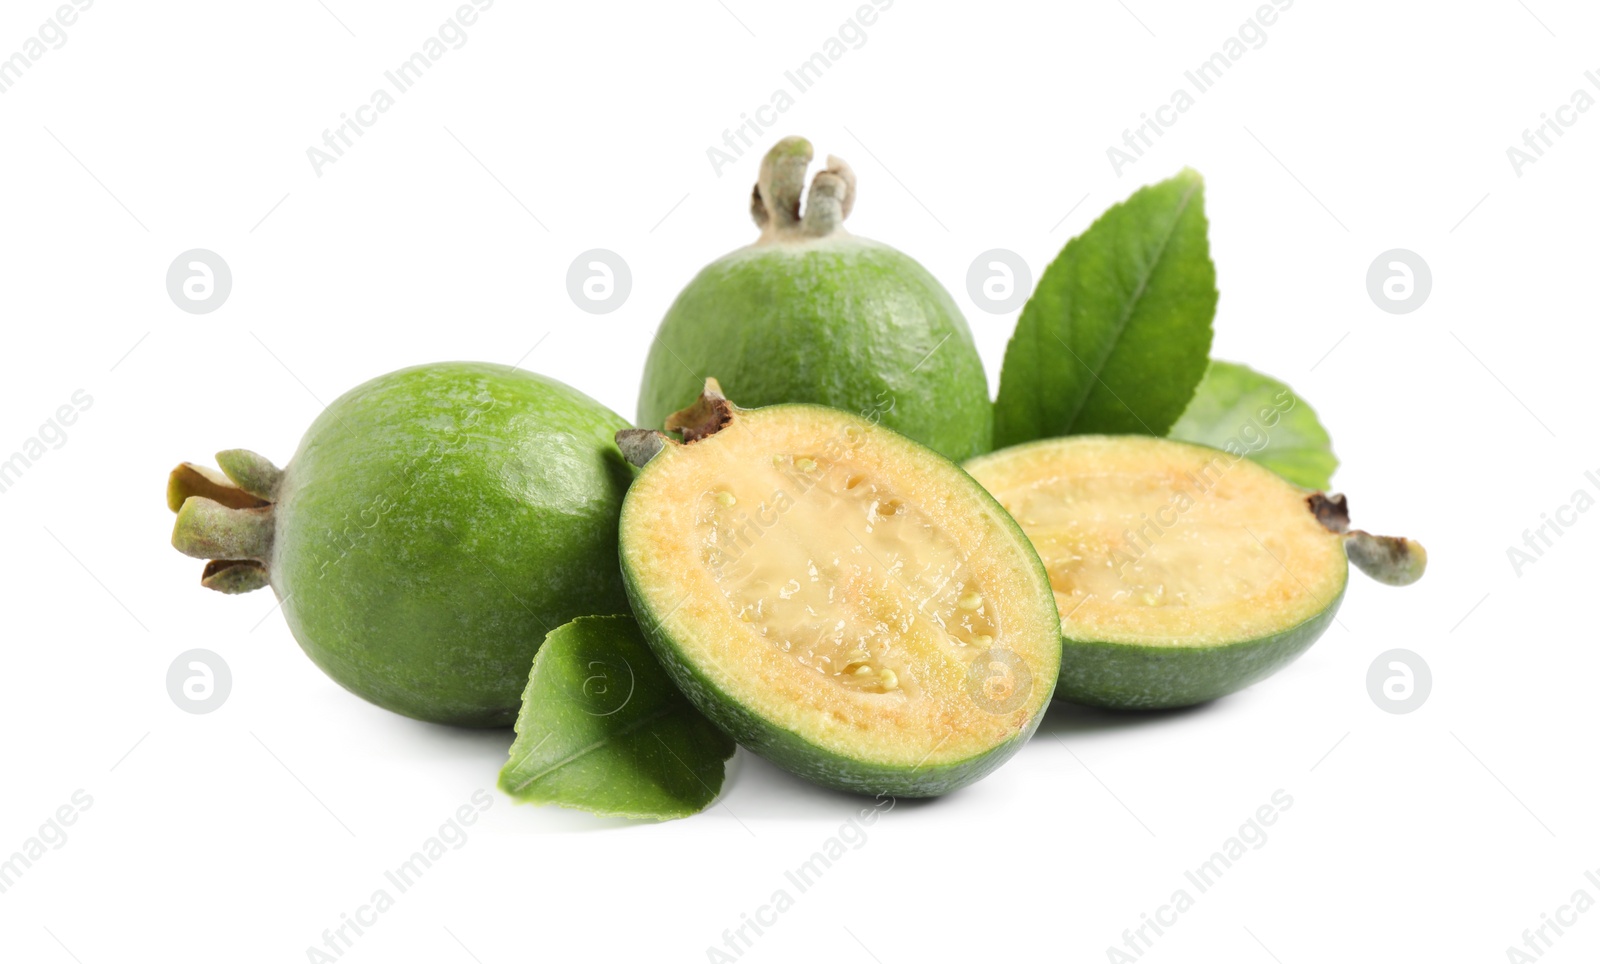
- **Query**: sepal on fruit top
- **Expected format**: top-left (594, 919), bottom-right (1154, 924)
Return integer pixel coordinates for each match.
top-left (616, 378), bottom-right (736, 468)
top-left (637, 135), bottom-right (992, 463)
top-left (750, 136), bottom-right (856, 241)
top-left (167, 450), bottom-right (282, 595)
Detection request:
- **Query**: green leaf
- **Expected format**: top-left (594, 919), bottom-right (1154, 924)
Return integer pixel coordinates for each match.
top-left (1169, 360), bottom-right (1339, 490)
top-left (993, 169), bottom-right (1218, 446)
top-left (498, 615), bottom-right (735, 821)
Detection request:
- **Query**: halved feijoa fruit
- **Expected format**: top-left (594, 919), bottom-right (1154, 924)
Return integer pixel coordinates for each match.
top-left (615, 381), bottom-right (1061, 797)
top-left (966, 435), bottom-right (1426, 710)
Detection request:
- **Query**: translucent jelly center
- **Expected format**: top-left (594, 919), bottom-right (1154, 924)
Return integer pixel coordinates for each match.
top-left (696, 454), bottom-right (996, 695)
top-left (1001, 471), bottom-right (1290, 615)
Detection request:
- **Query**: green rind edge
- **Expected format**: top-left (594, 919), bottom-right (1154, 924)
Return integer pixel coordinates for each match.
top-left (966, 434), bottom-right (1351, 711)
top-left (1055, 580), bottom-right (1347, 710)
top-left (618, 403), bottom-right (1060, 798)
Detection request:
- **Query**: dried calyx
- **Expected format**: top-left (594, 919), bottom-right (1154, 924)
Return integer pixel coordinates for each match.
top-left (167, 450), bottom-right (282, 594)
top-left (616, 378), bottom-right (737, 469)
top-left (749, 136), bottom-right (856, 241)
top-left (1308, 492), bottom-right (1428, 587)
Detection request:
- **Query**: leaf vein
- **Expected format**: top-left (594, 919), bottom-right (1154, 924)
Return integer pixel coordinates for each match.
top-left (504, 702), bottom-right (684, 792)
top-left (1057, 177), bottom-right (1201, 433)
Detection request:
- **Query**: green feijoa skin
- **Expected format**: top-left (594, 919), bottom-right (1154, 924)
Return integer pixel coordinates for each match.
top-left (966, 435), bottom-right (1425, 710)
top-left (615, 380), bottom-right (1061, 798)
top-left (499, 615), bottom-right (736, 821)
top-left (638, 135), bottom-right (991, 463)
top-left (167, 362), bottom-right (634, 726)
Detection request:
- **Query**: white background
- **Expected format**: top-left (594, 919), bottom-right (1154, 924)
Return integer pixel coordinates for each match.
top-left (1, 1), bottom-right (1595, 961)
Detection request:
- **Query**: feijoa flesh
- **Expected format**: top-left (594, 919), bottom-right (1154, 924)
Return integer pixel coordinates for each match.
top-left (616, 381), bottom-right (1060, 796)
top-left (966, 435), bottom-right (1426, 709)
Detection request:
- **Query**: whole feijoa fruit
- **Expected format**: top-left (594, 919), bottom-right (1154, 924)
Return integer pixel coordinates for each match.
top-left (966, 435), bottom-right (1427, 710)
top-left (166, 363), bottom-right (634, 726)
top-left (637, 135), bottom-right (991, 462)
top-left (615, 380), bottom-right (1060, 797)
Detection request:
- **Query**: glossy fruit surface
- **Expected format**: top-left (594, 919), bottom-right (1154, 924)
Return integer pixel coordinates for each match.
top-left (638, 136), bottom-right (991, 462)
top-left (167, 362), bottom-right (633, 726)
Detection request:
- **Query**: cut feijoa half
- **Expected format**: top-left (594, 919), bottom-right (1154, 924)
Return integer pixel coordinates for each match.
top-left (615, 380), bottom-right (1061, 797)
top-left (965, 435), bottom-right (1426, 710)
